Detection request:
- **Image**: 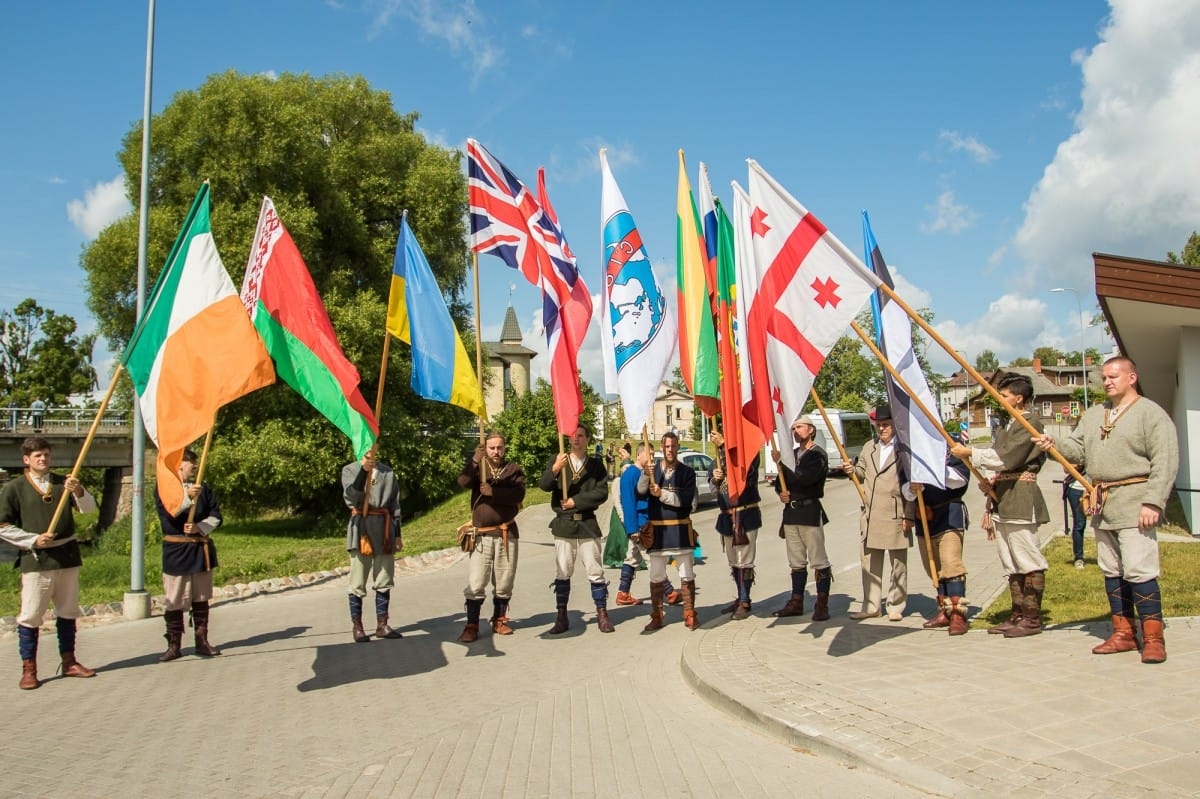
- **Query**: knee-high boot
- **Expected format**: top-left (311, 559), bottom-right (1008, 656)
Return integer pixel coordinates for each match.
top-left (774, 569), bottom-right (807, 617)
top-left (548, 579), bottom-right (571, 635)
top-left (160, 609), bottom-right (185, 662)
top-left (459, 598), bottom-right (483, 643)
top-left (682, 579), bottom-right (699, 630)
top-left (811, 567), bottom-right (832, 621)
top-left (191, 602), bottom-right (222, 656)
top-left (491, 596), bottom-right (513, 635)
top-left (644, 581), bottom-right (666, 632)
top-left (988, 573), bottom-right (1024, 634)
top-left (732, 568), bottom-right (754, 620)
top-left (1004, 571), bottom-right (1044, 637)
top-left (349, 594), bottom-right (370, 643)
top-left (374, 591), bottom-right (403, 639)
top-left (591, 581), bottom-right (615, 633)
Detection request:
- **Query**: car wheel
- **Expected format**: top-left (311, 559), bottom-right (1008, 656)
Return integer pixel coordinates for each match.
top-left (692, 495), bottom-right (698, 514)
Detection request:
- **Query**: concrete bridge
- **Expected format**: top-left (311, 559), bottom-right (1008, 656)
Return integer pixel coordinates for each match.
top-left (1, 407), bottom-right (137, 529)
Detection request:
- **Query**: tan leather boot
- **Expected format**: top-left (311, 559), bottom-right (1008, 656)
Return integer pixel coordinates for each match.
top-left (19, 659), bottom-right (39, 690)
top-left (1092, 614), bottom-right (1138, 654)
top-left (644, 581), bottom-right (665, 632)
top-left (681, 580), bottom-right (699, 630)
top-left (1141, 619), bottom-right (1166, 664)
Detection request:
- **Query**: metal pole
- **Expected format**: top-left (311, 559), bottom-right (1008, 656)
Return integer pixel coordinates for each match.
top-left (125, 0), bottom-right (156, 620)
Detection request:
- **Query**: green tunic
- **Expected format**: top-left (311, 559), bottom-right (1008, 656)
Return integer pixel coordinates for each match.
top-left (0, 474), bottom-right (84, 572)
top-left (1055, 398), bottom-right (1179, 530)
top-left (974, 411), bottom-right (1050, 525)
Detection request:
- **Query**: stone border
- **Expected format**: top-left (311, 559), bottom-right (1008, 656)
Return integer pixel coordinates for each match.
top-left (0, 546), bottom-right (466, 637)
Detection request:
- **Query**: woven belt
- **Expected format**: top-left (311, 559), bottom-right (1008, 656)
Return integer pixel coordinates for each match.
top-left (994, 471), bottom-right (1038, 483)
top-left (1085, 476), bottom-right (1149, 517)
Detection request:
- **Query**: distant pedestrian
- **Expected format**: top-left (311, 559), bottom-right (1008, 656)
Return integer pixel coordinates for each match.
top-left (30, 398), bottom-right (46, 432)
top-left (952, 373), bottom-right (1050, 638)
top-left (154, 448), bottom-right (223, 661)
top-left (1036, 356), bottom-right (1179, 663)
top-left (1062, 468), bottom-right (1087, 569)
top-left (0, 436), bottom-right (98, 689)
top-left (342, 450), bottom-right (404, 643)
top-left (455, 433), bottom-right (525, 643)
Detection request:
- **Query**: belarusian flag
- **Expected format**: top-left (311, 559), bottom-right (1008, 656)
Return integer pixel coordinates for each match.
top-left (122, 184), bottom-right (276, 514)
top-left (241, 196), bottom-right (379, 457)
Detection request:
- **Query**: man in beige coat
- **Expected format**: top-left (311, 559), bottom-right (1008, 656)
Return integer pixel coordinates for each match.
top-left (844, 405), bottom-right (910, 621)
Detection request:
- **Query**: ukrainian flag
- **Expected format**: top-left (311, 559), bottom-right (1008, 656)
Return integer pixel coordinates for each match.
top-left (386, 214), bottom-right (487, 419)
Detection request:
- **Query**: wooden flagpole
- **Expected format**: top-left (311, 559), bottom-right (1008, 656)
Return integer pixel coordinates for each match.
top-left (914, 484), bottom-right (940, 587)
top-left (850, 320), bottom-right (998, 503)
top-left (186, 425), bottom-right (216, 526)
top-left (472, 252), bottom-right (487, 483)
top-left (809, 387), bottom-right (866, 504)
top-left (361, 327), bottom-right (391, 516)
top-left (43, 365), bottom-right (126, 536)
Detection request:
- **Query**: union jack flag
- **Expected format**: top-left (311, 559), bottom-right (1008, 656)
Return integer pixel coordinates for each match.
top-left (467, 138), bottom-right (593, 435)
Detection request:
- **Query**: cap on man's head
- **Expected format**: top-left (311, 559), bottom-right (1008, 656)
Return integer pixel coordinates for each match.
top-left (872, 404), bottom-right (893, 422)
top-left (792, 414), bottom-right (816, 428)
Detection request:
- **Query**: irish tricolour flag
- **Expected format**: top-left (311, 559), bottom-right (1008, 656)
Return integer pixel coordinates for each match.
top-left (122, 184), bottom-right (276, 515)
top-left (241, 196), bottom-right (378, 456)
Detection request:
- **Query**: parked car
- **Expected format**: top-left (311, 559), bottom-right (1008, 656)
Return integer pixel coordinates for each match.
top-left (652, 449), bottom-right (718, 512)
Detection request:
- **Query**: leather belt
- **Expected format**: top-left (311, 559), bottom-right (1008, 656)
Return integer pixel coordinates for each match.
top-left (163, 534), bottom-right (212, 570)
top-left (787, 498), bottom-right (819, 508)
top-left (722, 502), bottom-right (759, 515)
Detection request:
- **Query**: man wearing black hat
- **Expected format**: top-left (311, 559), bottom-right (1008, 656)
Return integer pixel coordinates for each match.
top-left (844, 404), bottom-right (910, 621)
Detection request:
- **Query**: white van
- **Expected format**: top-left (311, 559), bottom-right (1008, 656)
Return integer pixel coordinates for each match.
top-left (762, 409), bottom-right (874, 479)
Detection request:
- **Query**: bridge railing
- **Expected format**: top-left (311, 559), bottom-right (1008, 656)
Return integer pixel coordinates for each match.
top-left (3, 407), bottom-right (132, 436)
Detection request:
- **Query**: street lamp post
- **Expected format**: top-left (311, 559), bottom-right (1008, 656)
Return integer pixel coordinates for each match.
top-left (1050, 287), bottom-right (1089, 411)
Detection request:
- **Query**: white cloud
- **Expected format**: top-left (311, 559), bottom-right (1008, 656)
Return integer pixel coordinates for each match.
top-left (889, 267), bottom-right (932, 311)
top-left (1014, 0), bottom-right (1200, 293)
top-left (66, 176), bottom-right (131, 240)
top-left (546, 138), bottom-right (639, 186)
top-left (930, 292), bottom-right (1052, 373)
top-left (938, 130), bottom-right (999, 164)
top-left (921, 190), bottom-right (975, 234)
top-left (370, 0), bottom-right (503, 84)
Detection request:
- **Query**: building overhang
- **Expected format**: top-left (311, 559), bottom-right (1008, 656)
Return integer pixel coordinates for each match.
top-left (1094, 252), bottom-right (1200, 407)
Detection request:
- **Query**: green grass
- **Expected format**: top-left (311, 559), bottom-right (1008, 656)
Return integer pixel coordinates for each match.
top-left (974, 536), bottom-right (1200, 628)
top-left (0, 485), bottom-right (553, 617)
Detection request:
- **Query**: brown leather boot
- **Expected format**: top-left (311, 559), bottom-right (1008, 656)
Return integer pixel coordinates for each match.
top-left (615, 591), bottom-right (642, 606)
top-left (60, 652), bottom-right (96, 678)
top-left (19, 659), bottom-right (39, 690)
top-left (731, 602), bottom-right (751, 620)
top-left (948, 597), bottom-right (969, 636)
top-left (665, 587), bottom-right (683, 605)
top-left (773, 594), bottom-right (805, 617)
top-left (458, 623), bottom-right (479, 643)
top-left (352, 618), bottom-right (371, 643)
top-left (811, 593), bottom-right (830, 621)
top-left (923, 594), bottom-right (950, 629)
top-left (160, 609), bottom-right (184, 662)
top-left (191, 602), bottom-right (222, 655)
top-left (596, 606), bottom-right (615, 633)
top-left (1004, 572), bottom-right (1044, 638)
top-left (548, 608), bottom-right (570, 635)
top-left (374, 614), bottom-right (404, 640)
top-left (491, 616), bottom-right (513, 635)
top-left (1092, 614), bottom-right (1139, 654)
top-left (1141, 619), bottom-right (1166, 664)
top-left (682, 580), bottom-right (699, 630)
top-left (644, 581), bottom-right (666, 632)
top-left (988, 574), bottom-right (1025, 634)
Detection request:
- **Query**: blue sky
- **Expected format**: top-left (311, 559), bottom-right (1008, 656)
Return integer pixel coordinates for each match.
top-left (4, 0), bottom-right (1198, 394)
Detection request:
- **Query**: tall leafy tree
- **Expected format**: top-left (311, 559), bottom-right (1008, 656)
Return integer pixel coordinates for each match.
top-left (0, 298), bottom-right (97, 405)
top-left (1167, 231), bottom-right (1200, 266)
top-left (974, 349), bottom-right (999, 372)
top-left (80, 71), bottom-right (474, 515)
top-left (490, 378), bottom-right (601, 481)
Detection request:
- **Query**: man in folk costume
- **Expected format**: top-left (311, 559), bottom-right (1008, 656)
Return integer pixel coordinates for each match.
top-left (456, 433), bottom-right (526, 644)
top-left (0, 437), bottom-right (98, 689)
top-left (644, 431), bottom-right (700, 631)
top-left (342, 450), bottom-right (404, 643)
top-left (711, 427), bottom-right (763, 621)
top-left (904, 455), bottom-right (971, 636)
top-left (154, 448), bottom-right (223, 661)
top-left (771, 417), bottom-right (833, 621)
top-left (537, 424), bottom-right (614, 634)
top-left (1036, 356), bottom-right (1179, 663)
top-left (845, 405), bottom-right (911, 621)
top-left (952, 373), bottom-right (1050, 637)
top-left (614, 442), bottom-right (681, 606)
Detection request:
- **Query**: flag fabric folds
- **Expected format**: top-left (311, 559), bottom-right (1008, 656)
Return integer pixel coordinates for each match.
top-left (713, 185), bottom-right (765, 500)
top-left (745, 160), bottom-right (880, 469)
top-left (122, 184), bottom-right (276, 515)
top-left (466, 138), bottom-right (591, 435)
top-left (675, 151), bottom-right (721, 418)
top-left (241, 196), bottom-right (378, 459)
top-left (731, 182), bottom-right (762, 432)
top-left (387, 214), bottom-right (487, 419)
top-left (599, 149), bottom-right (677, 433)
top-left (863, 211), bottom-right (946, 487)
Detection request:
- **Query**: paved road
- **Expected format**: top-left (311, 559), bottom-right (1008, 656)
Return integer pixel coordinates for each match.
top-left (1, 482), bottom-right (922, 799)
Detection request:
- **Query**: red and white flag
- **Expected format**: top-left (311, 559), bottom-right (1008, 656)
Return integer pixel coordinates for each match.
top-left (745, 160), bottom-right (880, 469)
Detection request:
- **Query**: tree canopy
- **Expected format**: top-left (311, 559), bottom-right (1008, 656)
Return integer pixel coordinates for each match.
top-left (974, 349), bottom-right (999, 372)
top-left (489, 379), bottom-right (602, 481)
top-left (0, 298), bottom-right (97, 406)
top-left (1167, 231), bottom-right (1200, 266)
top-left (80, 71), bottom-right (476, 515)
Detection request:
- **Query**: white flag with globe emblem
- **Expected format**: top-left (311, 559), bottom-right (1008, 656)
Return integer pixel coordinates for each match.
top-left (599, 149), bottom-right (677, 432)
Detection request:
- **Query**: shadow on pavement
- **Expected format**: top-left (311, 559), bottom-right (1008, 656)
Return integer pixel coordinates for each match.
top-left (297, 632), bottom-right (448, 692)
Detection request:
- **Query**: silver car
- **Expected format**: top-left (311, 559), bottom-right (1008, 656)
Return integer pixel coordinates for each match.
top-left (653, 449), bottom-right (718, 512)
